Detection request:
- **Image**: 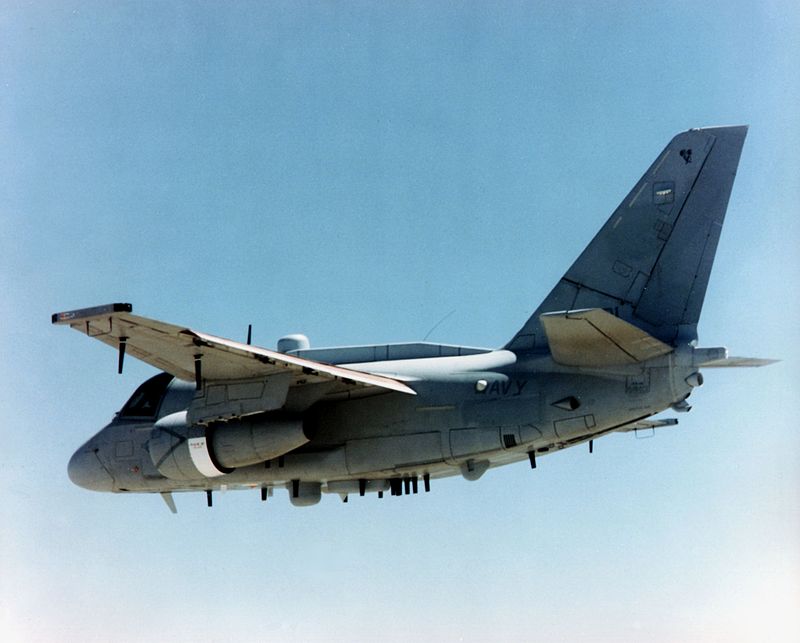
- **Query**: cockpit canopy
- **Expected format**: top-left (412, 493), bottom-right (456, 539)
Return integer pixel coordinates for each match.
top-left (119, 372), bottom-right (174, 419)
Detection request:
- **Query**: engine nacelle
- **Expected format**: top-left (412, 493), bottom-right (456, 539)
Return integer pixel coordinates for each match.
top-left (149, 411), bottom-right (308, 480)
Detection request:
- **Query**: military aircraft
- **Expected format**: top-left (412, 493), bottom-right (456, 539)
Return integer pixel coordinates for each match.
top-left (55, 125), bottom-right (774, 513)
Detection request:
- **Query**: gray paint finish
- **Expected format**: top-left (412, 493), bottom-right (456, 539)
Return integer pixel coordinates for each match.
top-left (58, 126), bottom-right (773, 511)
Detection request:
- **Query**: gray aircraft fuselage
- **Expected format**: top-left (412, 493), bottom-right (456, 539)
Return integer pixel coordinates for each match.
top-left (67, 329), bottom-right (706, 506)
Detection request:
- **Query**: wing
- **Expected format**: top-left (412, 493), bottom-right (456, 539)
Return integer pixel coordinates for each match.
top-left (53, 304), bottom-right (415, 421)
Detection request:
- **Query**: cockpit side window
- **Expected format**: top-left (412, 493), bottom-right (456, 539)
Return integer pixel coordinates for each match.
top-left (119, 372), bottom-right (174, 419)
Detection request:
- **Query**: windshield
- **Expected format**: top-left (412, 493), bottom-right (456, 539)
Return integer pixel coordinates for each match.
top-left (119, 372), bottom-right (174, 419)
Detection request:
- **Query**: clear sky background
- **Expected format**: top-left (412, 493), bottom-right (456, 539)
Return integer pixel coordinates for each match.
top-left (2, 2), bottom-right (798, 642)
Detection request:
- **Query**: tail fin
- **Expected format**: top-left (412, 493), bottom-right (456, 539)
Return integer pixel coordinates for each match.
top-left (506, 125), bottom-right (748, 352)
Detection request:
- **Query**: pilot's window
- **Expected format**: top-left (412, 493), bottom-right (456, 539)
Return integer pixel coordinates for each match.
top-left (119, 372), bottom-right (174, 419)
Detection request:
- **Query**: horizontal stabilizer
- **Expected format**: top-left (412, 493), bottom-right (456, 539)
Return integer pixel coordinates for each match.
top-left (540, 308), bottom-right (673, 366)
top-left (699, 356), bottom-right (779, 368)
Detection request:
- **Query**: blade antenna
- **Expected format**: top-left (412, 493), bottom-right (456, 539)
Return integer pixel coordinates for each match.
top-left (423, 309), bottom-right (456, 342)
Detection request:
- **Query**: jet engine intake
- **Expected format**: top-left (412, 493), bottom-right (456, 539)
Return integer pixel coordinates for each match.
top-left (149, 411), bottom-right (308, 480)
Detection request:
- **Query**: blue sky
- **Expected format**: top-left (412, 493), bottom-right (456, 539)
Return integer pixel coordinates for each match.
top-left (2, 2), bottom-right (798, 641)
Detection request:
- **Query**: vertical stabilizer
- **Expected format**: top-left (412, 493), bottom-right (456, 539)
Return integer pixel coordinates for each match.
top-left (507, 126), bottom-right (747, 352)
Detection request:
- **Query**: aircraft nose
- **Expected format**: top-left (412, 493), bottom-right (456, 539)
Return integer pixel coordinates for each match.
top-left (68, 447), bottom-right (114, 491)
